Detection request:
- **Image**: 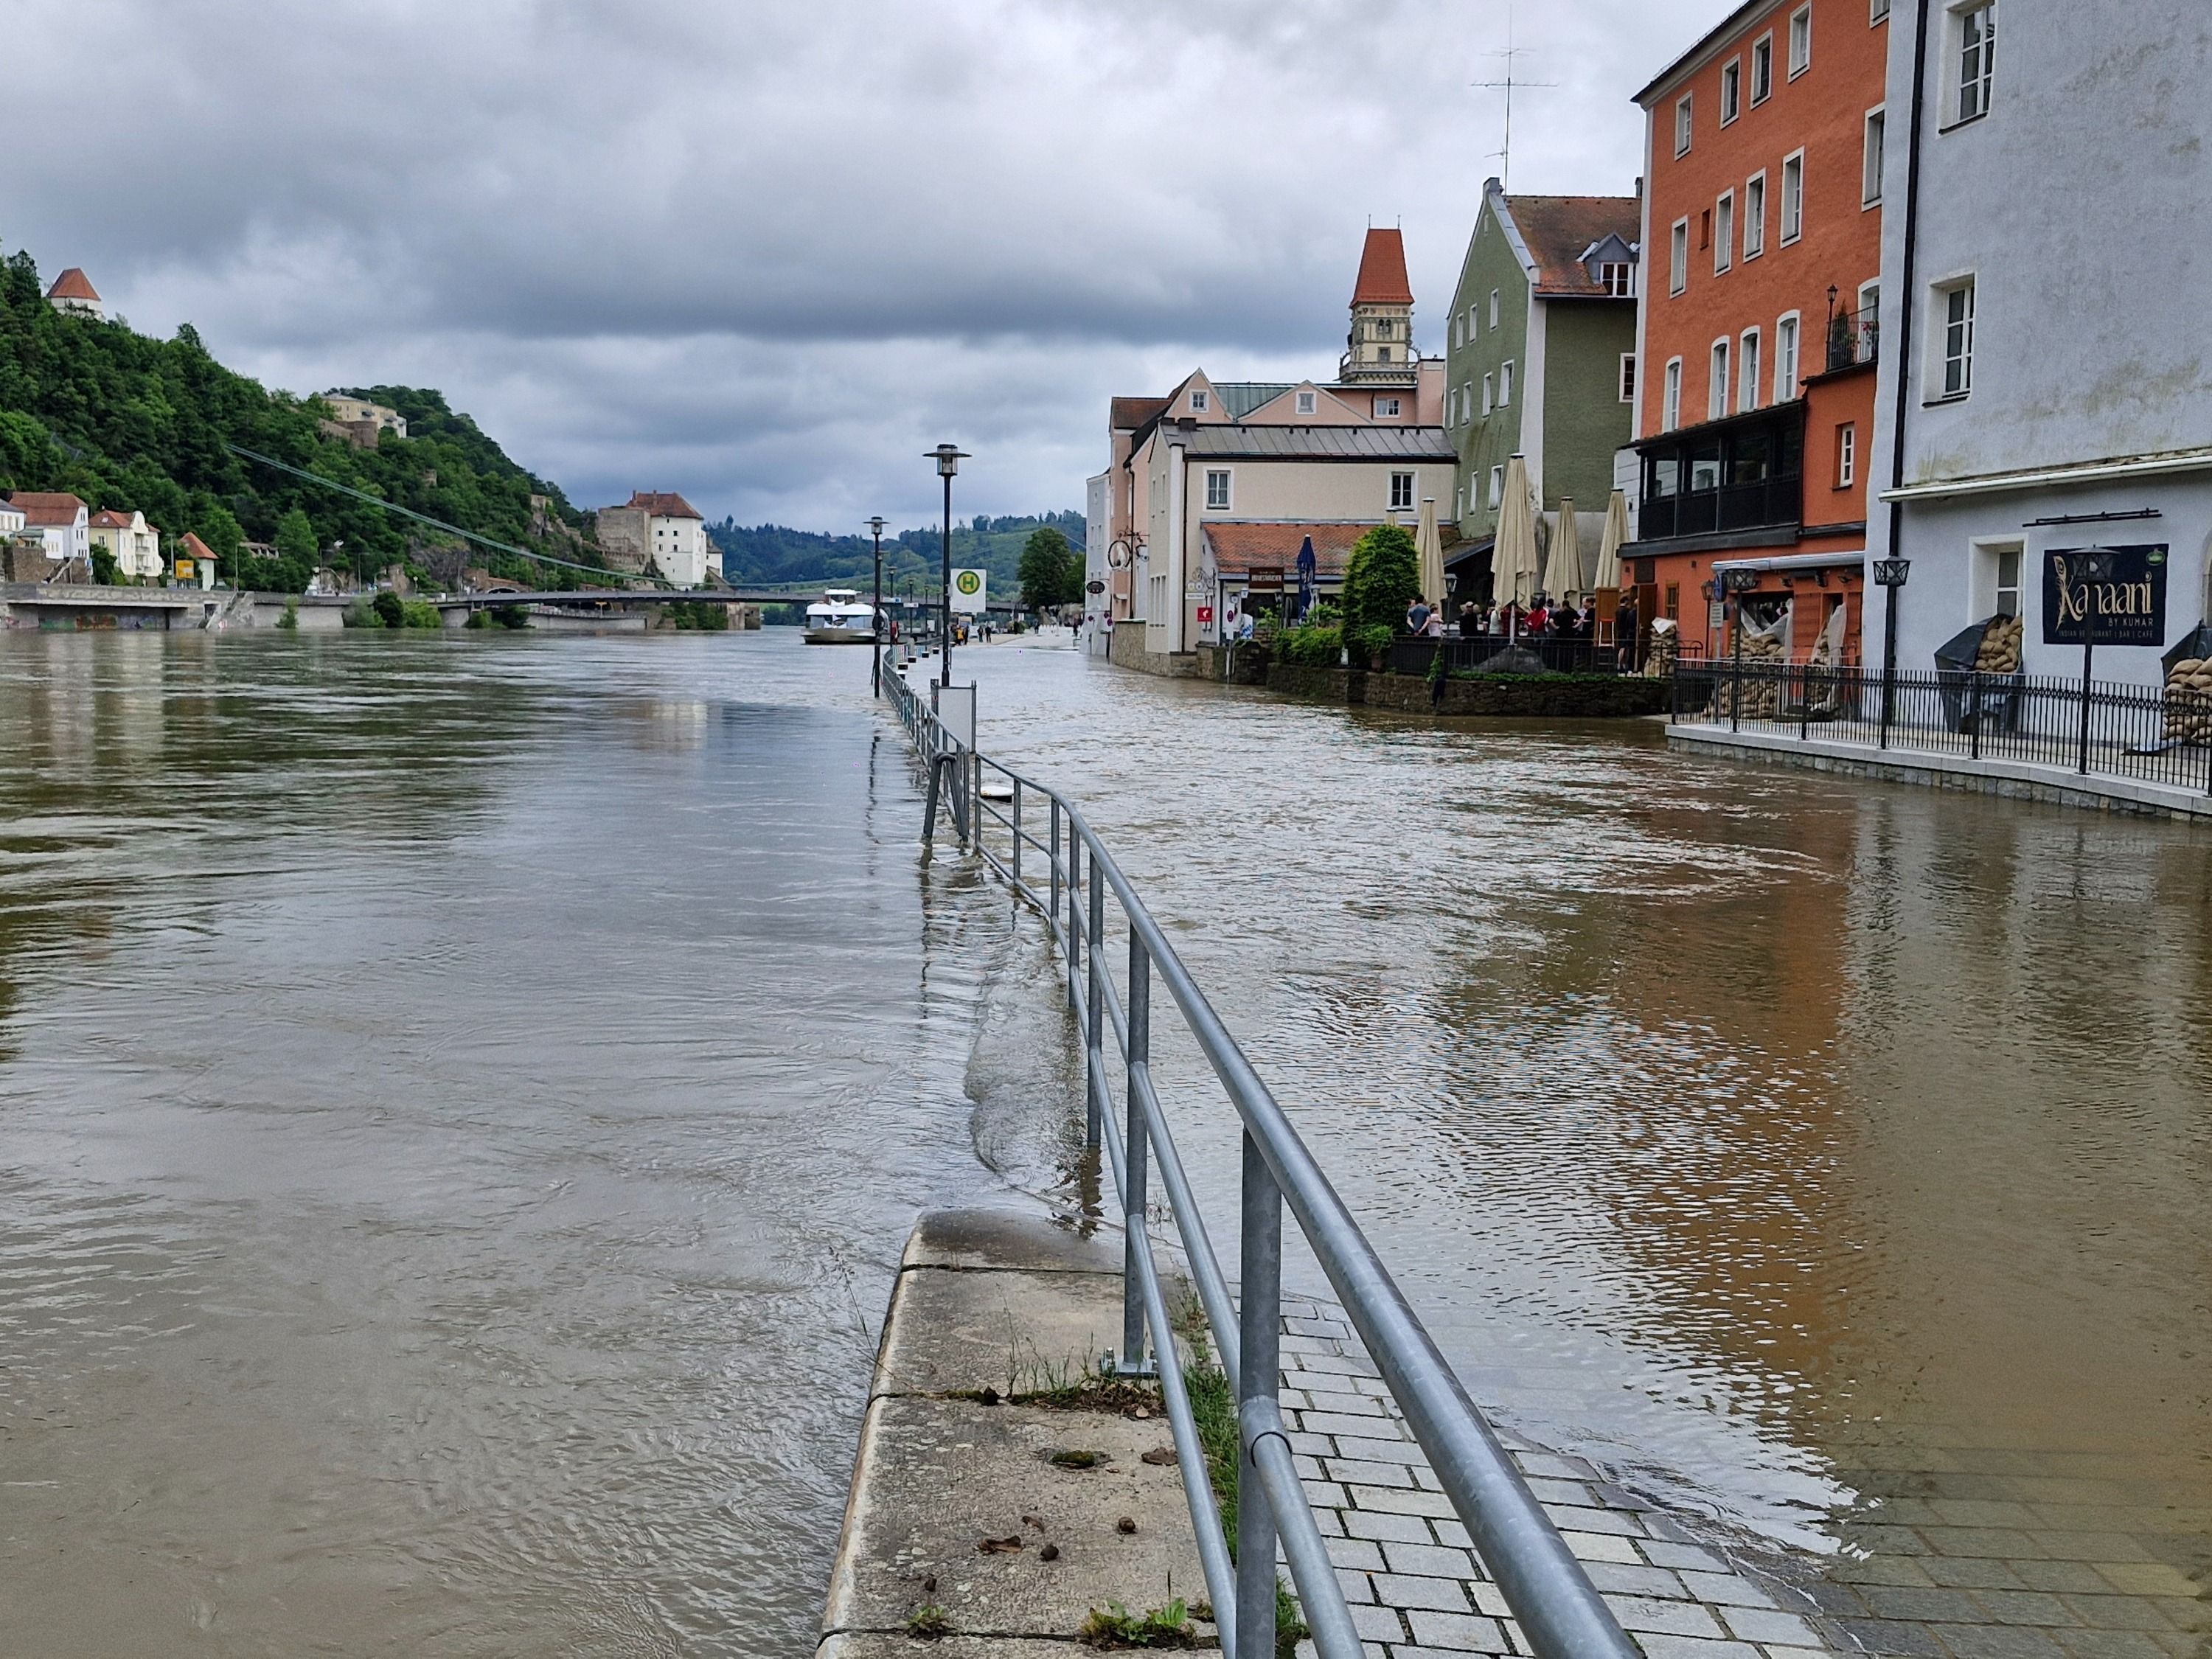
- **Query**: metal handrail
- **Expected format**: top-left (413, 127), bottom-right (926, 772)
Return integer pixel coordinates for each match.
top-left (877, 657), bottom-right (1638, 1659)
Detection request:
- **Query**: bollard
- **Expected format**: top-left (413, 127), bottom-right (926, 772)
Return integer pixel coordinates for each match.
top-left (1235, 1132), bottom-right (1281, 1659)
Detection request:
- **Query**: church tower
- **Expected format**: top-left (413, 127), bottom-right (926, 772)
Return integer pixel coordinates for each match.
top-left (1340, 229), bottom-right (1416, 386)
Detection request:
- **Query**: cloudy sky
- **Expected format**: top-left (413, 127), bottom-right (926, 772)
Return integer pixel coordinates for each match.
top-left (5, 1), bottom-right (1718, 531)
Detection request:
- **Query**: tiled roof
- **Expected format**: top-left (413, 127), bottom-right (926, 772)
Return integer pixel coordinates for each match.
top-left (1110, 396), bottom-right (1169, 430)
top-left (5, 492), bottom-right (88, 524)
top-left (1352, 229), bottom-right (1414, 306)
top-left (179, 532), bottom-right (217, 559)
top-left (45, 268), bottom-right (100, 302)
top-left (89, 509), bottom-right (134, 529)
top-left (1203, 522), bottom-right (1370, 580)
top-left (1504, 195), bottom-right (1642, 297)
top-left (626, 491), bottom-right (702, 519)
top-left (1179, 424), bottom-right (1455, 462)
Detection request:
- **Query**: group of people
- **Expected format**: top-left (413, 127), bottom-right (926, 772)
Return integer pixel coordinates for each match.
top-left (1424, 595), bottom-right (1600, 638)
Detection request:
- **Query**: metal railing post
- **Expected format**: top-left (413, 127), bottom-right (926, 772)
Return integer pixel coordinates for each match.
top-left (1969, 670), bottom-right (1983, 759)
top-left (1235, 1130), bottom-right (1282, 1659)
top-left (1086, 859), bottom-right (1105, 1153)
top-left (1011, 780), bottom-right (1022, 891)
top-left (1050, 797), bottom-right (1062, 924)
top-left (1120, 931), bottom-right (1152, 1374)
top-left (1800, 663), bottom-right (1812, 740)
top-left (1066, 827), bottom-right (1083, 1017)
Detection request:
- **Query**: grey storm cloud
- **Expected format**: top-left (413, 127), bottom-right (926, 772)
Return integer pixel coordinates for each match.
top-left (3, 0), bottom-right (1721, 528)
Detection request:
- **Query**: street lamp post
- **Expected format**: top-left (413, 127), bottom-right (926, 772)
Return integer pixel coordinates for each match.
top-left (2070, 548), bottom-right (2115, 775)
top-left (1872, 557), bottom-right (1911, 749)
top-left (867, 515), bottom-right (886, 697)
top-left (927, 444), bottom-right (970, 690)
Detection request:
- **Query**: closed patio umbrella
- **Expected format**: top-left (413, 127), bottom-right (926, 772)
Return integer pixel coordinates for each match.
top-left (1594, 490), bottom-right (1629, 591)
top-left (1416, 497), bottom-right (1446, 609)
top-left (1491, 455), bottom-right (1540, 631)
top-left (1545, 496), bottom-right (1580, 605)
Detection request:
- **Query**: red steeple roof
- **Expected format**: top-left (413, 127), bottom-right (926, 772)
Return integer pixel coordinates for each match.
top-left (1350, 229), bottom-right (1413, 307)
top-left (46, 268), bottom-right (100, 302)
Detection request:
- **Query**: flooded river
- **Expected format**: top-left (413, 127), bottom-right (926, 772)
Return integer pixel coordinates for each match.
top-left (1, 628), bottom-right (2205, 1653)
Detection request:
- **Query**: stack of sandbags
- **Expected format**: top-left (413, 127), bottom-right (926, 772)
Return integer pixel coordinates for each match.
top-left (1642, 624), bottom-right (1680, 679)
top-left (2163, 656), bottom-right (2212, 742)
top-left (1701, 622), bottom-right (1790, 717)
top-left (1975, 613), bottom-right (2025, 674)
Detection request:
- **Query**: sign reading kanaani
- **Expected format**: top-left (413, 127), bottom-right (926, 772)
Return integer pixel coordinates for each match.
top-left (950, 568), bottom-right (987, 613)
top-left (2042, 545), bottom-right (2167, 647)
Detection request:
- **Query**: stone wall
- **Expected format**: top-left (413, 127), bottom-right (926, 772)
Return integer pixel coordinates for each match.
top-left (1265, 662), bottom-right (1669, 717)
top-left (1106, 622), bottom-right (1203, 678)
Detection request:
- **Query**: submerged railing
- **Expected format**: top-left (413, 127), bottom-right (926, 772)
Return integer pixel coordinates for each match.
top-left (880, 658), bottom-right (1637, 1659)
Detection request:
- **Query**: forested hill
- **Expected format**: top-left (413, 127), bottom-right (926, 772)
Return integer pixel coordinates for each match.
top-left (0, 249), bottom-right (598, 591)
top-left (710, 511), bottom-right (1083, 591)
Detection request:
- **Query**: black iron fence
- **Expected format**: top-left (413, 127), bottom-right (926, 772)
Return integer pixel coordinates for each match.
top-left (1391, 634), bottom-right (1628, 677)
top-left (1671, 659), bottom-right (2212, 795)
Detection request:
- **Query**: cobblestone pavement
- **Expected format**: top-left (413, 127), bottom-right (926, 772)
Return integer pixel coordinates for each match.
top-left (1277, 1297), bottom-right (2208, 1659)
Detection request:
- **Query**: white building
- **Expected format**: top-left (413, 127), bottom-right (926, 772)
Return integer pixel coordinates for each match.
top-left (320, 394), bottom-right (408, 439)
top-left (44, 268), bottom-right (102, 319)
top-left (89, 509), bottom-right (163, 580)
top-left (6, 493), bottom-right (91, 574)
top-left (1083, 470), bottom-right (1111, 655)
top-left (631, 491), bottom-right (712, 588)
top-left (1866, 1), bottom-right (2212, 686)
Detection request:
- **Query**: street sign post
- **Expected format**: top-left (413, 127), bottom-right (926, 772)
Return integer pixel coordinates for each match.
top-left (950, 568), bottom-right (988, 613)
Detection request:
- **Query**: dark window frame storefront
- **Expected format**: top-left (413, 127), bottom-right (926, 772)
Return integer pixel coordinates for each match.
top-left (1635, 400), bottom-right (1807, 543)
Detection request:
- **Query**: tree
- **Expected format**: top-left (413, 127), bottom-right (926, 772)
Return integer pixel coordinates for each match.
top-left (1339, 523), bottom-right (1421, 658)
top-left (1018, 526), bottom-right (1079, 611)
top-left (275, 507), bottom-right (317, 566)
top-left (196, 502), bottom-right (245, 563)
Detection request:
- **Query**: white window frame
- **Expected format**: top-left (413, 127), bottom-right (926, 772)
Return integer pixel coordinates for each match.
top-left (1599, 261), bottom-right (1634, 296)
top-left (1204, 468), bottom-right (1232, 511)
top-left (1871, 0), bottom-right (1891, 20)
top-left (1498, 361), bottom-right (1514, 407)
top-left (1750, 32), bottom-right (1775, 103)
top-left (1863, 106), bottom-right (1886, 206)
top-left (1487, 466), bottom-right (1505, 509)
top-left (1835, 421), bottom-right (1857, 487)
top-left (1743, 172), bottom-right (1767, 260)
top-left (1389, 472), bottom-right (1416, 513)
top-left (1189, 389), bottom-right (1209, 412)
top-left (1669, 217), bottom-right (1690, 295)
top-left (1954, 1), bottom-right (1996, 124)
top-left (1775, 312), bottom-right (1802, 401)
top-left (1788, 3), bottom-right (1812, 77)
top-left (1992, 540), bottom-right (2023, 616)
top-left (1934, 275), bottom-right (1975, 399)
top-left (1720, 58), bottom-right (1742, 124)
top-left (1674, 91), bottom-right (1694, 156)
top-left (1481, 373), bottom-right (1495, 415)
top-left (1739, 328), bottom-right (1762, 411)
top-left (1619, 353), bottom-right (1638, 403)
top-left (1459, 381), bottom-right (1473, 423)
top-left (1466, 307), bottom-right (1478, 339)
top-left (1373, 395), bottom-right (1401, 418)
top-left (1663, 358), bottom-right (1683, 431)
top-left (1489, 288), bottom-right (1500, 327)
top-left (1714, 190), bottom-right (1735, 274)
top-left (1296, 389), bottom-right (1318, 415)
top-left (1709, 338), bottom-right (1732, 420)
top-left (1780, 150), bottom-right (1805, 244)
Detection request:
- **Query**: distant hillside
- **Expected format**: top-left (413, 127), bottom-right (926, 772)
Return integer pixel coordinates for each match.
top-left (0, 249), bottom-right (603, 591)
top-left (710, 511), bottom-right (1083, 593)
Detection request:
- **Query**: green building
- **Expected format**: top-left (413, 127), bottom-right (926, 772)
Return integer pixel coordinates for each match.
top-left (1443, 180), bottom-right (1641, 591)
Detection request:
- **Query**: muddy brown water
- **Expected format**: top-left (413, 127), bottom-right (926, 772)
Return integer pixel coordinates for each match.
top-left (1, 628), bottom-right (2205, 1653)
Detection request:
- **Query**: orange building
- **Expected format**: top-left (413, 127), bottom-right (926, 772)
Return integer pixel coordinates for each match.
top-left (1626, 0), bottom-right (1889, 663)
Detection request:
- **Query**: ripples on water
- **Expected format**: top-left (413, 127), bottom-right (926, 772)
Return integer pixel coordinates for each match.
top-left (3, 629), bottom-right (2208, 1654)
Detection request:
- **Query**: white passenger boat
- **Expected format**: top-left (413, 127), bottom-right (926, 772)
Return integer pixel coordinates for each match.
top-left (803, 588), bottom-right (877, 644)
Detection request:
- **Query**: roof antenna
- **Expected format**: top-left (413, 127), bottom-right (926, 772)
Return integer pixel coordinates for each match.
top-left (1472, 4), bottom-right (1556, 192)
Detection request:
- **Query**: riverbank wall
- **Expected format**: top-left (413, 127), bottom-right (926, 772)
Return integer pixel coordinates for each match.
top-left (1264, 660), bottom-right (1671, 717)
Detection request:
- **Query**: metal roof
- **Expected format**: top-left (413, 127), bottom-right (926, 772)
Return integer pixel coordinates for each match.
top-left (1178, 425), bottom-right (1456, 462)
top-left (1217, 383), bottom-right (1295, 419)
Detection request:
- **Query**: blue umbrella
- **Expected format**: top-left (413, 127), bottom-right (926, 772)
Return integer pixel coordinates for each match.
top-left (1295, 535), bottom-right (1316, 619)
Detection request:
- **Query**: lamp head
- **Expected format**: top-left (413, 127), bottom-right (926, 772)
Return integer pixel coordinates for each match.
top-left (928, 442), bottom-right (970, 478)
top-left (1872, 557), bottom-right (1911, 588)
top-left (867, 515), bottom-right (886, 535)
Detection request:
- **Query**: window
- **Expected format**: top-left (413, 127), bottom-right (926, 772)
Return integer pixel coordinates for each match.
top-left (1938, 277), bottom-right (1975, 397)
top-left (1466, 307), bottom-right (1477, 338)
top-left (1700, 208), bottom-right (1712, 250)
top-left (1204, 469), bottom-right (1231, 510)
top-left (1390, 473), bottom-right (1416, 512)
top-left (1750, 33), bottom-right (1774, 102)
top-left (1993, 543), bottom-right (2022, 615)
top-left (1834, 422), bottom-right (1857, 487)
top-left (1459, 381), bottom-right (1472, 422)
top-left (1739, 329), bottom-right (1762, 411)
top-left (1296, 389), bottom-right (1317, 414)
top-left (1788, 4), bottom-right (1812, 76)
top-left (1743, 172), bottom-right (1767, 259)
top-left (1775, 313), bottom-right (1801, 400)
top-left (1714, 192), bottom-right (1735, 274)
top-left (1377, 395), bottom-right (1401, 417)
top-left (1663, 358), bottom-right (1683, 430)
top-left (1780, 150), bottom-right (1804, 243)
top-left (1482, 373), bottom-right (1495, 415)
top-left (1599, 261), bottom-right (1634, 296)
top-left (1863, 108), bottom-right (1886, 204)
top-left (1721, 58), bottom-right (1742, 124)
top-left (1189, 389), bottom-right (1208, 411)
top-left (1489, 289), bottom-right (1500, 327)
top-left (1871, 0), bottom-right (1891, 19)
top-left (1669, 218), bottom-right (1689, 294)
top-left (1675, 92), bottom-right (1694, 155)
top-left (1957, 2), bottom-right (1996, 122)
top-left (1619, 353), bottom-right (1638, 403)
top-left (1498, 361), bottom-right (1514, 406)
top-left (1377, 345), bottom-right (1392, 363)
top-left (1709, 339), bottom-right (1732, 420)
top-left (1488, 466), bottom-right (1504, 509)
